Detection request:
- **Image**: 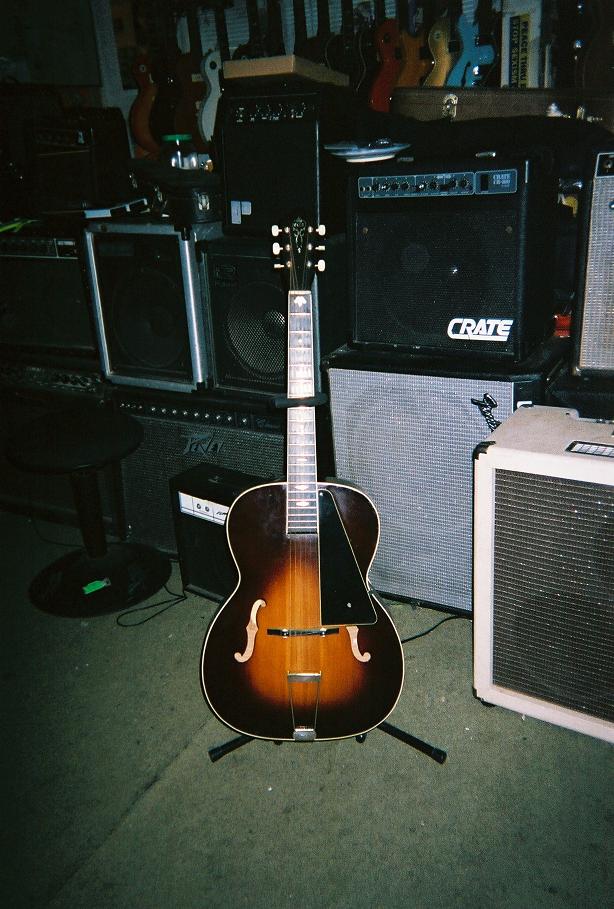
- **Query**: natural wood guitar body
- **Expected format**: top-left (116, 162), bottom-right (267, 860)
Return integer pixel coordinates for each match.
top-left (200, 481), bottom-right (404, 742)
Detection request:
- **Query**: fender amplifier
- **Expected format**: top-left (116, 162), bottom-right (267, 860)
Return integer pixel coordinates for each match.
top-left (325, 339), bottom-right (566, 614)
top-left (473, 405), bottom-right (614, 743)
top-left (348, 152), bottom-right (558, 360)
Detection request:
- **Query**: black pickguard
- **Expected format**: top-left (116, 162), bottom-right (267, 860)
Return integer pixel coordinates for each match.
top-left (318, 488), bottom-right (378, 627)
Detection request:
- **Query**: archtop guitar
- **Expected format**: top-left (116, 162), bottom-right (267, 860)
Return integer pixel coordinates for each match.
top-left (200, 216), bottom-right (404, 743)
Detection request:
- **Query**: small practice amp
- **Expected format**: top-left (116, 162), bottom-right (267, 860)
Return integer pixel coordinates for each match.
top-left (473, 405), bottom-right (614, 743)
top-left (348, 152), bottom-right (559, 361)
top-left (217, 82), bottom-right (353, 235)
top-left (170, 464), bottom-right (260, 600)
top-left (572, 148), bottom-right (614, 377)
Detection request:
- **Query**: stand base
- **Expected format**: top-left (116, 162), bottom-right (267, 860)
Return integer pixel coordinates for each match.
top-left (29, 543), bottom-right (172, 617)
top-left (209, 722), bottom-right (447, 764)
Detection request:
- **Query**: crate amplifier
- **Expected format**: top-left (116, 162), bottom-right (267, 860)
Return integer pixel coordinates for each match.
top-left (572, 149), bottom-right (614, 377)
top-left (84, 220), bottom-right (223, 392)
top-left (325, 340), bottom-right (565, 614)
top-left (115, 389), bottom-right (284, 554)
top-left (473, 405), bottom-right (614, 743)
top-left (348, 152), bottom-right (558, 361)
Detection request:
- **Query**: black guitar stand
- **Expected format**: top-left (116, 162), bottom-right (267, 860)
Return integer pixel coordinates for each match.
top-left (208, 722), bottom-right (447, 763)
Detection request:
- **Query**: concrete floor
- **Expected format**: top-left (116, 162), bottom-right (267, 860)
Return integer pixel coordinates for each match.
top-left (1, 510), bottom-right (612, 909)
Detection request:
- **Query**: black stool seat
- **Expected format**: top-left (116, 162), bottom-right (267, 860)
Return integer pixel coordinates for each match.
top-left (6, 408), bottom-right (143, 474)
top-left (6, 406), bottom-right (171, 617)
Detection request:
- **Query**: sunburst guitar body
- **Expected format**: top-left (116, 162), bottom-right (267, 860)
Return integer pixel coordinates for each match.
top-left (200, 218), bottom-right (405, 743)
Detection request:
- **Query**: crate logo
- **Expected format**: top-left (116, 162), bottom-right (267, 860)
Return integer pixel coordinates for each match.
top-left (447, 317), bottom-right (514, 342)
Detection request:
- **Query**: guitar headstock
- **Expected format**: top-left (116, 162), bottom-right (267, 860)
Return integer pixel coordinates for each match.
top-left (272, 216), bottom-right (326, 292)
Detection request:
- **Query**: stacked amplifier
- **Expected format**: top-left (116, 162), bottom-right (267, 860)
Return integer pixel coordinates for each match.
top-left (326, 141), bottom-right (614, 624)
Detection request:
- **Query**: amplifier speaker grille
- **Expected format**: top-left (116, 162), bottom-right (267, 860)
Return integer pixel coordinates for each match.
top-left (573, 150), bottom-right (614, 376)
top-left (327, 367), bottom-right (517, 612)
top-left (492, 470), bottom-right (614, 722)
top-left (119, 401), bottom-right (284, 554)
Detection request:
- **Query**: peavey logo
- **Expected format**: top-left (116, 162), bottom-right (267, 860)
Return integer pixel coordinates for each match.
top-left (183, 435), bottom-right (223, 456)
top-left (447, 317), bottom-right (514, 342)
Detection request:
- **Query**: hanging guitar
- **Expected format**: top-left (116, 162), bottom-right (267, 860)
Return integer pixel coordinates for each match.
top-left (198, 0), bottom-right (231, 147)
top-left (395, 1), bottom-right (434, 88)
top-left (368, 0), bottom-right (403, 112)
top-left (200, 216), bottom-right (405, 743)
top-left (129, 54), bottom-right (160, 157)
top-left (173, 0), bottom-right (207, 152)
top-left (445, 0), bottom-right (497, 87)
top-left (423, 0), bottom-right (458, 86)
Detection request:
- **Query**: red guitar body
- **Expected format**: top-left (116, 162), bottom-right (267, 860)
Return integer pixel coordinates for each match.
top-left (129, 55), bottom-right (160, 157)
top-left (369, 19), bottom-right (403, 112)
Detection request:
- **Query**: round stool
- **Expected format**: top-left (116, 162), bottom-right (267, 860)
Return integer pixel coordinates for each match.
top-left (6, 406), bottom-right (172, 617)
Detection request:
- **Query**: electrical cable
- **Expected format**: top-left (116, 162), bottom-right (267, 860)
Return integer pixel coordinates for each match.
top-left (400, 613), bottom-right (464, 645)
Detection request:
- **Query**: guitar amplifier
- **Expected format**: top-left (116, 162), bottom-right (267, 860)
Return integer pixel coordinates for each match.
top-left (572, 148), bottom-right (614, 377)
top-left (216, 81), bottom-right (355, 235)
top-left (115, 388), bottom-right (284, 554)
top-left (348, 152), bottom-right (559, 361)
top-left (170, 464), bottom-right (259, 601)
top-left (473, 405), bottom-right (614, 743)
top-left (0, 225), bottom-right (97, 360)
top-left (26, 108), bottom-right (132, 211)
top-left (325, 339), bottom-right (566, 614)
top-left (84, 219), bottom-right (223, 393)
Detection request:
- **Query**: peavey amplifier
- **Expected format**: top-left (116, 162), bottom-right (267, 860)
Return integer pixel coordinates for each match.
top-left (348, 152), bottom-right (558, 361)
top-left (325, 339), bottom-right (566, 614)
top-left (473, 405), bottom-right (614, 743)
top-left (572, 148), bottom-right (614, 377)
top-left (115, 388), bottom-right (284, 554)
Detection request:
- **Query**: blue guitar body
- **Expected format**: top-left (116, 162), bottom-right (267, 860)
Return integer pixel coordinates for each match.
top-left (446, 5), bottom-right (496, 87)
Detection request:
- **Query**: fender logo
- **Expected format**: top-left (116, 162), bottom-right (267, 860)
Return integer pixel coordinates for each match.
top-left (447, 317), bottom-right (514, 341)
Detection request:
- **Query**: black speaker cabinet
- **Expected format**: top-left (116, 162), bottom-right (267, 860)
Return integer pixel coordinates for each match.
top-left (348, 152), bottom-right (559, 360)
top-left (115, 388), bottom-right (284, 554)
top-left (201, 232), bottom-right (349, 395)
top-left (170, 464), bottom-right (259, 600)
top-left (217, 83), bottom-right (353, 235)
top-left (473, 405), bottom-right (614, 743)
top-left (0, 228), bottom-right (97, 359)
top-left (84, 220), bottom-right (222, 392)
top-left (325, 339), bottom-right (566, 614)
top-left (572, 148), bottom-right (614, 377)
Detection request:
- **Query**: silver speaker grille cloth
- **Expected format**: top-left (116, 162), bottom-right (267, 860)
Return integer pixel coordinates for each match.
top-left (327, 368), bottom-right (515, 612)
top-left (492, 470), bottom-right (614, 722)
top-left (578, 170), bottom-right (614, 372)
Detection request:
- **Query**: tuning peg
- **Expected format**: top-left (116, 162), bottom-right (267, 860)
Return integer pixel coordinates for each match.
top-left (316, 224), bottom-right (326, 236)
top-left (272, 242), bottom-right (282, 255)
top-left (271, 225), bottom-right (281, 236)
top-left (315, 259), bottom-right (326, 272)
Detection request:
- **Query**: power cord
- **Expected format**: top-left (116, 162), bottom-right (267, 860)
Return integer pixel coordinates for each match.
top-left (115, 581), bottom-right (188, 627)
top-left (400, 613), bottom-right (464, 645)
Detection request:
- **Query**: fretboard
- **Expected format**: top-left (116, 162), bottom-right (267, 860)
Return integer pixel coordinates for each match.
top-left (286, 290), bottom-right (318, 534)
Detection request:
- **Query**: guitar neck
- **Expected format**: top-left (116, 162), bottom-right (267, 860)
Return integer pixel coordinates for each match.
top-left (286, 289), bottom-right (318, 535)
top-left (246, 0), bottom-right (266, 56)
top-left (266, 0), bottom-right (286, 55)
top-left (292, 0), bottom-right (308, 48)
top-left (185, 4), bottom-right (203, 59)
top-left (214, 2), bottom-right (231, 62)
top-left (316, 0), bottom-right (331, 38)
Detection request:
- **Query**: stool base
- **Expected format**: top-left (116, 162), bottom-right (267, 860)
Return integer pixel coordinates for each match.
top-left (29, 543), bottom-right (172, 617)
